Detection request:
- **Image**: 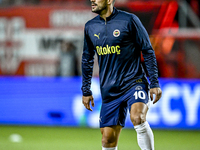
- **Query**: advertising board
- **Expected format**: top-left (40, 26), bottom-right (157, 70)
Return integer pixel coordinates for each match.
top-left (0, 77), bottom-right (199, 129)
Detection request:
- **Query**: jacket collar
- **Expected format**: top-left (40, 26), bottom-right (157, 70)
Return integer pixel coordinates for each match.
top-left (99, 7), bottom-right (118, 22)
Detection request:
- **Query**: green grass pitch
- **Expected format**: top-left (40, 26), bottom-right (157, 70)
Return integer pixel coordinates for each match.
top-left (0, 126), bottom-right (200, 150)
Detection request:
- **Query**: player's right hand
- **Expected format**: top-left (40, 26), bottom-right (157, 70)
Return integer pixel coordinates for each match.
top-left (82, 95), bottom-right (95, 111)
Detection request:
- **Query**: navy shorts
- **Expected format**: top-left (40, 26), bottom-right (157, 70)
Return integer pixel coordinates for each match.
top-left (99, 84), bottom-right (150, 128)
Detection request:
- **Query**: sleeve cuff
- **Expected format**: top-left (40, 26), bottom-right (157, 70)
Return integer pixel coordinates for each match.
top-left (82, 91), bottom-right (92, 96)
top-left (150, 83), bottom-right (160, 89)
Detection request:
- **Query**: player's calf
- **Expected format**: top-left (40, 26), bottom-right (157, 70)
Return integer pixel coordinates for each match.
top-left (130, 103), bottom-right (154, 150)
top-left (134, 121), bottom-right (154, 150)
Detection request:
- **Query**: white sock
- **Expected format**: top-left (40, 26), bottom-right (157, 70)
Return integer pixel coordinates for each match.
top-left (102, 146), bottom-right (117, 150)
top-left (134, 121), bottom-right (154, 150)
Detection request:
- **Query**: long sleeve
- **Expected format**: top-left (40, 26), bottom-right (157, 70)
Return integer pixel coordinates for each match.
top-left (81, 27), bottom-right (95, 96)
top-left (132, 16), bottom-right (160, 88)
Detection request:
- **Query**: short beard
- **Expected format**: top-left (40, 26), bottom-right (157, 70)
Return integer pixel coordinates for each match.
top-left (92, 1), bottom-right (107, 15)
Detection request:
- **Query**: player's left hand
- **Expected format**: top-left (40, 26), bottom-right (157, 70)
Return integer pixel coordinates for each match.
top-left (150, 87), bottom-right (162, 104)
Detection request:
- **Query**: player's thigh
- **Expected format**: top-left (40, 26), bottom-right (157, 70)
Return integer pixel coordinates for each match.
top-left (128, 84), bottom-right (150, 125)
top-left (130, 102), bottom-right (148, 125)
top-left (100, 125), bottom-right (122, 141)
top-left (100, 99), bottom-right (128, 128)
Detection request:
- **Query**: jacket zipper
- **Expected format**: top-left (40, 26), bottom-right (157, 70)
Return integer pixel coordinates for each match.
top-left (105, 20), bottom-right (107, 38)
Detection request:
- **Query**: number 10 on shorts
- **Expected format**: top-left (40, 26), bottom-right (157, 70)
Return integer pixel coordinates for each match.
top-left (133, 91), bottom-right (146, 99)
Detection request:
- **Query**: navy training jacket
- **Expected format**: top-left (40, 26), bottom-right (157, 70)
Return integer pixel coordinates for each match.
top-left (81, 7), bottom-right (160, 103)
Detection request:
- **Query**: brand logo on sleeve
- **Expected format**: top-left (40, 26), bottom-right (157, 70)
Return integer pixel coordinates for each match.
top-left (94, 33), bottom-right (100, 39)
top-left (113, 29), bottom-right (120, 37)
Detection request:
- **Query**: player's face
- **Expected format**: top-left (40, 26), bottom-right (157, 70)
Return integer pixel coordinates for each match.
top-left (90, 0), bottom-right (107, 14)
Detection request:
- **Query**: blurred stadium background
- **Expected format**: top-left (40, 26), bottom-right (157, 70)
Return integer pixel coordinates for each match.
top-left (0, 0), bottom-right (200, 149)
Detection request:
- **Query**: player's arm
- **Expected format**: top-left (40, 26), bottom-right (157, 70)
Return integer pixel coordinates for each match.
top-left (81, 25), bottom-right (95, 110)
top-left (132, 15), bottom-right (162, 104)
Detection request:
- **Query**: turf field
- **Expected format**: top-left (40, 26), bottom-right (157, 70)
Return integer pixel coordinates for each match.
top-left (0, 126), bottom-right (199, 150)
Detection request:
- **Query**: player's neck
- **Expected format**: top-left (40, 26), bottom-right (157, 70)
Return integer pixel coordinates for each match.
top-left (100, 6), bottom-right (113, 21)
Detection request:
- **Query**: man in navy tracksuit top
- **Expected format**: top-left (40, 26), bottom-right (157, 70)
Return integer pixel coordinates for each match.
top-left (81, 0), bottom-right (162, 149)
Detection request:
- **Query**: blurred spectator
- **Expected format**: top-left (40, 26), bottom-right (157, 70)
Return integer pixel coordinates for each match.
top-left (58, 41), bottom-right (78, 76)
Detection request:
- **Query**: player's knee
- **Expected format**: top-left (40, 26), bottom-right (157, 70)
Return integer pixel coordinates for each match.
top-left (130, 113), bottom-right (146, 126)
top-left (102, 133), bottom-right (117, 147)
